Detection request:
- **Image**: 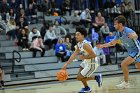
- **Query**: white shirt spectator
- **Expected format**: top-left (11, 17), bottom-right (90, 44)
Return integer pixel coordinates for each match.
top-left (28, 30), bottom-right (40, 42)
top-left (80, 9), bottom-right (91, 20)
top-left (44, 30), bottom-right (57, 41)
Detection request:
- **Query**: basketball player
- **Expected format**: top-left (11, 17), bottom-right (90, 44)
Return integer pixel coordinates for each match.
top-left (97, 15), bottom-right (140, 88)
top-left (62, 26), bottom-right (102, 93)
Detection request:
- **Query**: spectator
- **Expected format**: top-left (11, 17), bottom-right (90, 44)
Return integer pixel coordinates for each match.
top-left (60, 0), bottom-right (71, 15)
top-left (16, 17), bottom-right (28, 33)
top-left (71, 11), bottom-right (81, 27)
top-left (103, 47), bottom-right (112, 65)
top-left (6, 18), bottom-right (17, 40)
top-left (95, 12), bottom-right (105, 29)
top-left (71, 33), bottom-right (77, 51)
top-left (44, 24), bottom-right (58, 49)
top-left (28, 27), bottom-right (41, 42)
top-left (40, 21), bottom-right (49, 39)
top-left (55, 38), bottom-right (66, 63)
top-left (9, 0), bottom-right (18, 11)
top-left (53, 20), bottom-right (67, 38)
top-left (6, 8), bottom-right (16, 22)
top-left (0, 66), bottom-right (5, 89)
top-left (17, 29), bottom-right (28, 50)
top-left (100, 23), bottom-right (110, 40)
top-left (80, 8), bottom-right (91, 27)
top-left (30, 36), bottom-right (45, 58)
top-left (0, 0), bottom-right (10, 21)
top-left (26, 4), bottom-right (37, 24)
top-left (105, 32), bottom-right (115, 43)
top-left (42, 0), bottom-right (51, 15)
top-left (93, 46), bottom-right (106, 66)
top-left (91, 28), bottom-right (99, 47)
top-left (50, 0), bottom-right (60, 15)
top-left (64, 37), bottom-right (72, 61)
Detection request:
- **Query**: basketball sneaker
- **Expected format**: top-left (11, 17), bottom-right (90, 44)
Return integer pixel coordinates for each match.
top-left (116, 81), bottom-right (130, 89)
top-left (95, 74), bottom-right (102, 87)
top-left (78, 87), bottom-right (92, 93)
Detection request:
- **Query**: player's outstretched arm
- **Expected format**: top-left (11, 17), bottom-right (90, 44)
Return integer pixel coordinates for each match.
top-left (96, 40), bottom-right (118, 48)
top-left (62, 46), bottom-right (80, 70)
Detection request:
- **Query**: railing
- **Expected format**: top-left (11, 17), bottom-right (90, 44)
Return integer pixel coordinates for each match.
top-left (11, 50), bottom-right (21, 73)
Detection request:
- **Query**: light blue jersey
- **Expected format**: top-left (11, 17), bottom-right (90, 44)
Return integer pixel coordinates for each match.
top-left (114, 27), bottom-right (140, 62)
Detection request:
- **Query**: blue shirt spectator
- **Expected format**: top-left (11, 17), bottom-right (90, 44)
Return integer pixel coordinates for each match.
top-left (105, 32), bottom-right (115, 43)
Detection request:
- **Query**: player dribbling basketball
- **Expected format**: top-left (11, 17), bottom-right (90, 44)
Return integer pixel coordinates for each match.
top-left (62, 26), bottom-right (102, 93)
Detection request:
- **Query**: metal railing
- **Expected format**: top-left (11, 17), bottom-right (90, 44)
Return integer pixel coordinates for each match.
top-left (11, 50), bottom-right (21, 73)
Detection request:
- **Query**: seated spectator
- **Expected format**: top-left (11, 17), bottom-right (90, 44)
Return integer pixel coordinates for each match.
top-left (103, 47), bottom-right (112, 65)
top-left (42, 0), bottom-right (51, 15)
top-left (30, 36), bottom-right (45, 58)
top-left (91, 28), bottom-right (99, 47)
top-left (50, 0), bottom-right (60, 15)
top-left (60, 0), bottom-right (71, 15)
top-left (105, 32), bottom-right (115, 43)
top-left (53, 21), bottom-right (67, 38)
top-left (105, 32), bottom-right (116, 56)
top-left (80, 8), bottom-right (92, 27)
top-left (71, 11), bottom-right (81, 27)
top-left (26, 4), bottom-right (37, 24)
top-left (40, 21), bottom-right (49, 39)
top-left (16, 17), bottom-right (28, 33)
top-left (6, 8), bottom-right (16, 22)
top-left (17, 29), bottom-right (28, 50)
top-left (0, 15), bottom-right (8, 33)
top-left (64, 37), bottom-right (72, 61)
top-left (71, 34), bottom-right (77, 51)
top-left (44, 24), bottom-right (58, 49)
top-left (28, 27), bottom-right (41, 43)
top-left (6, 18), bottom-right (17, 40)
top-left (0, 66), bottom-right (5, 89)
top-left (93, 46), bottom-right (106, 65)
top-left (100, 23), bottom-right (110, 40)
top-left (55, 38), bottom-right (66, 63)
top-left (95, 12), bottom-right (105, 29)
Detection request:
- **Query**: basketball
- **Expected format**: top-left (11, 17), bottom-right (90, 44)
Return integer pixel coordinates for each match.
top-left (57, 70), bottom-right (68, 81)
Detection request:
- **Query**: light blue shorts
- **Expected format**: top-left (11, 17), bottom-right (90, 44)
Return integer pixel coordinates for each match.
top-left (129, 51), bottom-right (140, 62)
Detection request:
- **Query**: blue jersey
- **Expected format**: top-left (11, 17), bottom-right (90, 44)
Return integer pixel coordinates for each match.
top-left (114, 27), bottom-right (140, 52)
top-left (114, 27), bottom-right (140, 62)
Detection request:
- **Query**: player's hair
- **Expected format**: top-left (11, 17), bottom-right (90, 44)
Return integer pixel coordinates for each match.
top-left (114, 15), bottom-right (126, 26)
top-left (76, 26), bottom-right (87, 37)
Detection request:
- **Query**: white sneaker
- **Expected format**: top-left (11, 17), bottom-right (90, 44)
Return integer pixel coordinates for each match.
top-left (116, 81), bottom-right (130, 89)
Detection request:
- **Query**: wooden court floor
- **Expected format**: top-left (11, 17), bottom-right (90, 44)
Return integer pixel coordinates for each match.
top-left (1, 73), bottom-right (140, 93)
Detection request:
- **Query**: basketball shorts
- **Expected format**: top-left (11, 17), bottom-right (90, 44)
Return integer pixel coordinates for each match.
top-left (129, 51), bottom-right (140, 62)
top-left (80, 58), bottom-right (99, 77)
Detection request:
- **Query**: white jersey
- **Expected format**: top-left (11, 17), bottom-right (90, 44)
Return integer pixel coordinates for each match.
top-left (77, 40), bottom-right (94, 62)
top-left (77, 40), bottom-right (99, 77)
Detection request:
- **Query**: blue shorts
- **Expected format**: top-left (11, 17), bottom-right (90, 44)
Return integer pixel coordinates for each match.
top-left (129, 51), bottom-right (140, 62)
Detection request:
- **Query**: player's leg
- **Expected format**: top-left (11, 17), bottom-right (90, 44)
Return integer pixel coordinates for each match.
top-left (116, 56), bottom-right (134, 88)
top-left (83, 63), bottom-right (102, 87)
top-left (135, 62), bottom-right (140, 70)
top-left (77, 64), bottom-right (92, 93)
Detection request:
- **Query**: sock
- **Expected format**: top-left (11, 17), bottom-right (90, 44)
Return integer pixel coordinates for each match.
top-left (85, 86), bottom-right (89, 89)
top-left (1, 80), bottom-right (4, 86)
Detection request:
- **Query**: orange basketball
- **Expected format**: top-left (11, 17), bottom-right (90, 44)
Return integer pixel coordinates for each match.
top-left (57, 70), bottom-right (68, 81)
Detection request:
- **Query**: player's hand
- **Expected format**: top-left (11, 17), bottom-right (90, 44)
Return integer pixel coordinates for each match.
top-left (96, 44), bottom-right (103, 48)
top-left (128, 33), bottom-right (133, 39)
top-left (79, 55), bottom-right (84, 60)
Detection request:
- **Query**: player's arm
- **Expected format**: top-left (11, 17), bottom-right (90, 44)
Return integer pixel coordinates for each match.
top-left (96, 40), bottom-right (118, 48)
top-left (128, 32), bottom-right (138, 40)
top-left (62, 45), bottom-right (80, 69)
top-left (80, 43), bottom-right (96, 60)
